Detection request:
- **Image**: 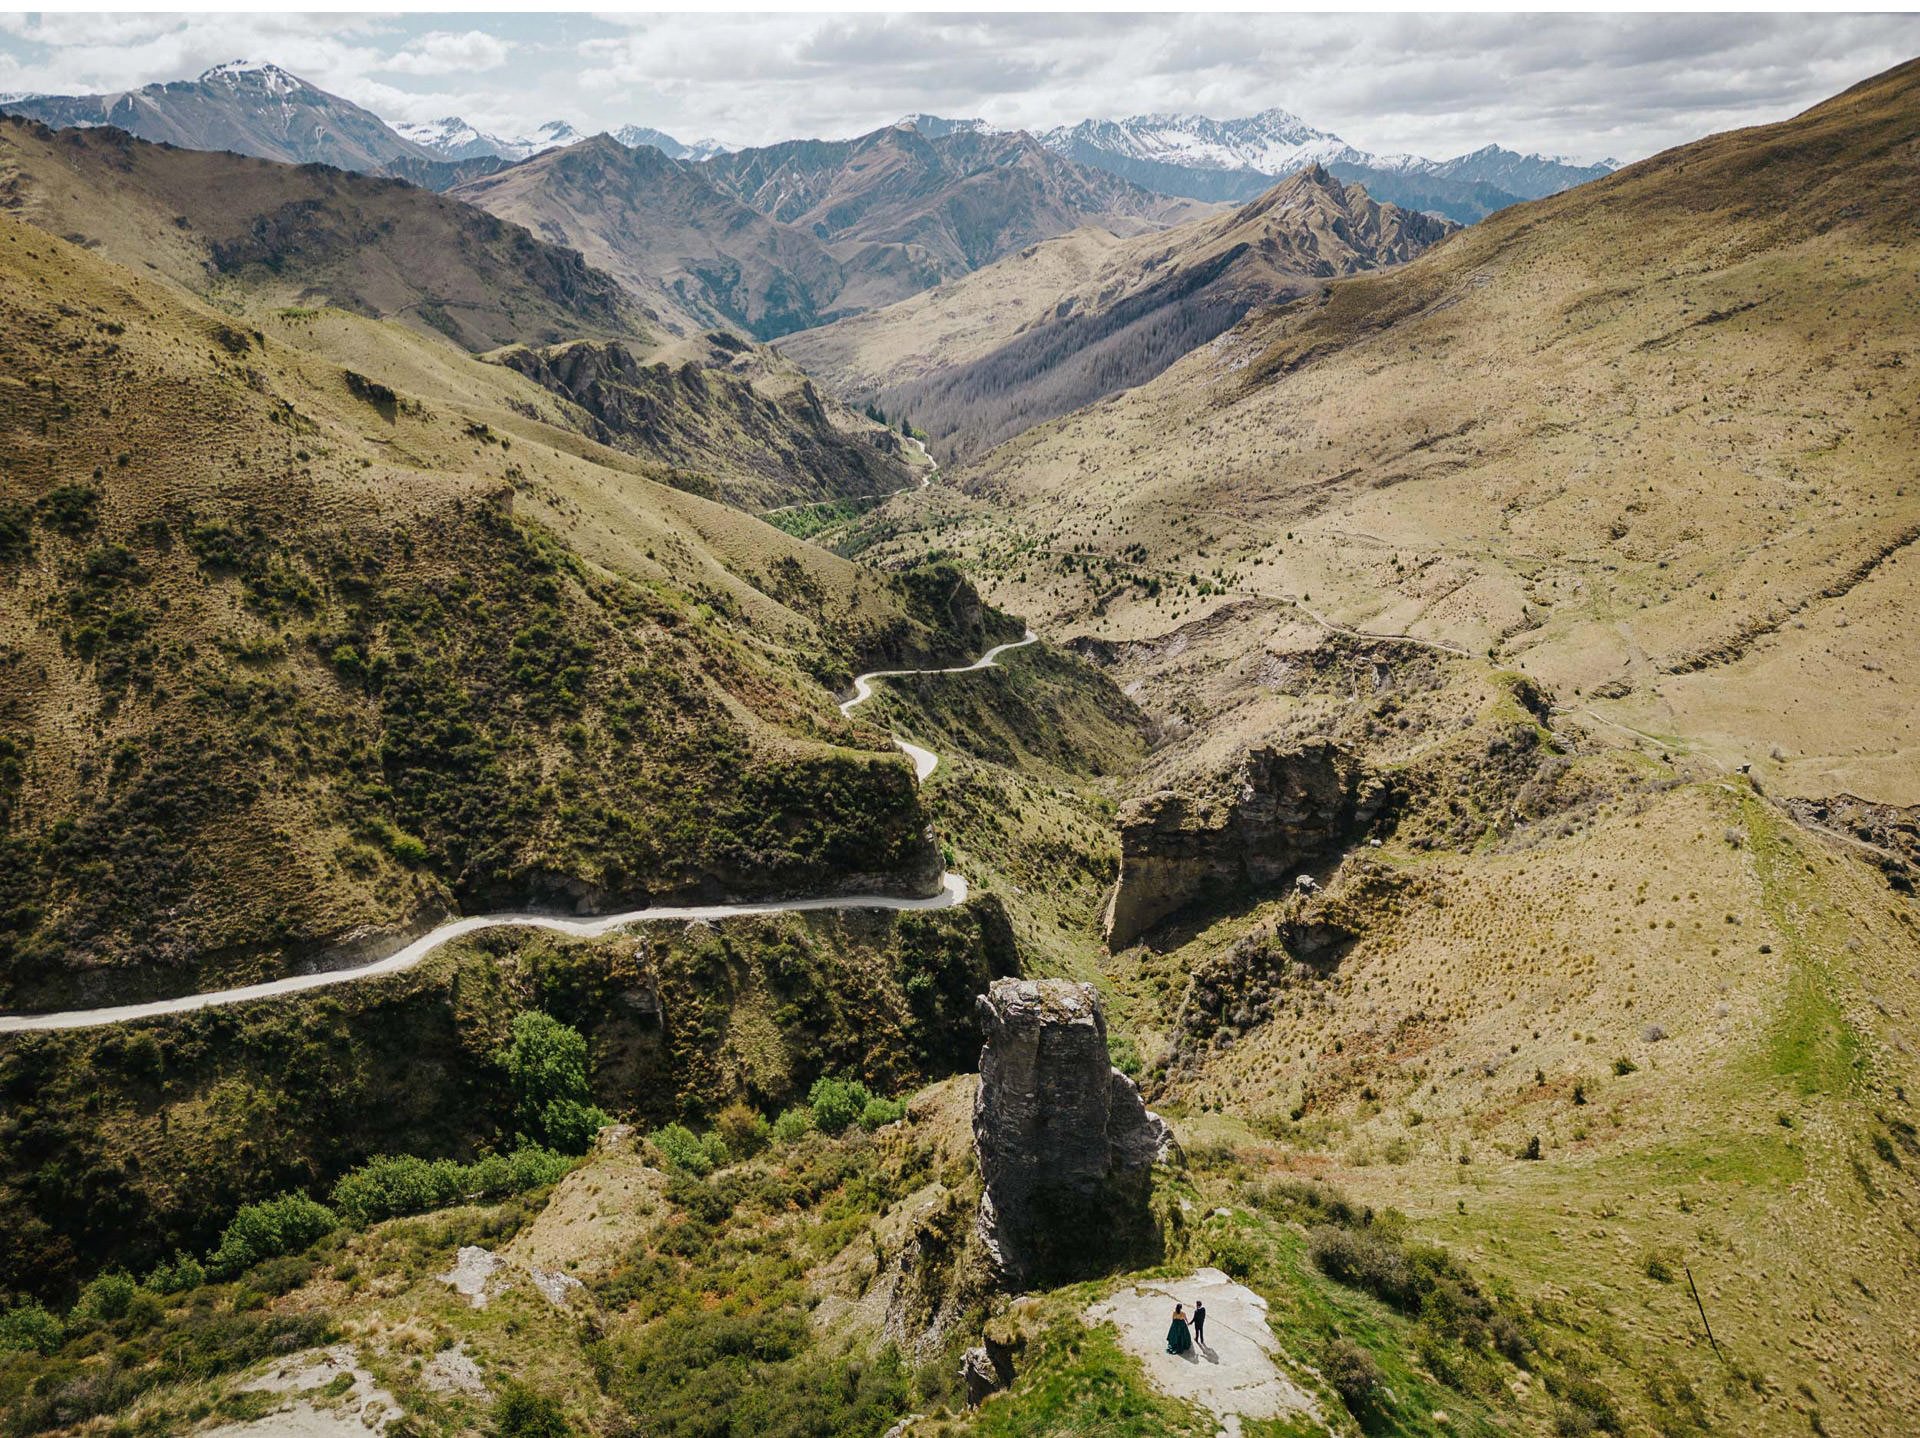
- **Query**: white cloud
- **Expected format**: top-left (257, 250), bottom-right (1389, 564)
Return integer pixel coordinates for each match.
top-left (0, 13), bottom-right (1914, 165)
top-left (379, 29), bottom-right (510, 78)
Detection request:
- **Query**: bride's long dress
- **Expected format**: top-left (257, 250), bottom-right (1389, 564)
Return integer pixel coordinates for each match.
top-left (1166, 1315), bottom-right (1192, 1355)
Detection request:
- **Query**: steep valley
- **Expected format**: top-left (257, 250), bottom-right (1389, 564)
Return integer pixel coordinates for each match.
top-left (781, 164), bottom-right (1456, 463)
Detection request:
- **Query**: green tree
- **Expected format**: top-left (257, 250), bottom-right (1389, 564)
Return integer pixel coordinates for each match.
top-left (498, 1011), bottom-right (610, 1154)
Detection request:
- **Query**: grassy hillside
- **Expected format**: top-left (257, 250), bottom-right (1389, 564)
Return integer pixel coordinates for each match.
top-left (0, 117), bottom-right (645, 353)
top-left (0, 118), bottom-right (920, 515)
top-left (0, 214), bottom-right (1004, 1008)
top-left (0, 899), bottom-right (1015, 1298)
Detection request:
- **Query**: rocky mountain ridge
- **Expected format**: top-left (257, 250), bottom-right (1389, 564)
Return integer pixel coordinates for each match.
top-left (781, 162), bottom-right (1457, 462)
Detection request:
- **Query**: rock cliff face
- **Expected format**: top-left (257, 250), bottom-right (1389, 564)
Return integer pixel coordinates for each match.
top-left (1104, 739), bottom-right (1392, 947)
top-left (972, 978), bottom-right (1174, 1287)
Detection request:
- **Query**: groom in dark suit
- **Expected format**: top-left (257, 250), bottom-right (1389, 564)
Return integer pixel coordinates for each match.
top-left (1192, 1299), bottom-right (1207, 1347)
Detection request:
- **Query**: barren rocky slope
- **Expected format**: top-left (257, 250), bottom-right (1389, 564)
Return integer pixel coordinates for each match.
top-left (449, 136), bottom-right (854, 340)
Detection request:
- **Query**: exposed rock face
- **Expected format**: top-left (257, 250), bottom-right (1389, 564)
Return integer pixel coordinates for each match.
top-left (960, 1336), bottom-right (1021, 1405)
top-left (973, 979), bottom-right (1175, 1287)
top-left (1104, 739), bottom-right (1392, 948)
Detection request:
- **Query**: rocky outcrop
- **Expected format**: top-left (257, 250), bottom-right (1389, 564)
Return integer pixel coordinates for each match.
top-left (960, 1336), bottom-right (1018, 1406)
top-left (973, 979), bottom-right (1175, 1287)
top-left (1104, 739), bottom-right (1393, 948)
top-left (1781, 792), bottom-right (1920, 892)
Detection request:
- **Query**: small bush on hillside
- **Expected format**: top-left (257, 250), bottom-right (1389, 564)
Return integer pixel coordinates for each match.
top-left (72, 1270), bottom-right (137, 1324)
top-left (0, 1302), bottom-right (64, 1355)
top-left (860, 1096), bottom-right (907, 1130)
top-left (1309, 1225), bottom-right (1417, 1308)
top-left (772, 1106), bottom-right (815, 1143)
top-left (808, 1076), bottom-right (873, 1135)
top-left (650, 1123), bottom-right (731, 1177)
top-left (36, 484), bottom-right (101, 537)
top-left (1206, 1228), bottom-right (1262, 1279)
top-left (0, 501), bottom-right (32, 561)
top-left (142, 1250), bottom-right (206, 1294)
top-left (330, 1147), bottom-right (574, 1224)
top-left (715, 1102), bottom-right (771, 1158)
top-left (207, 1193), bottom-right (337, 1279)
top-left (1321, 1336), bottom-right (1382, 1412)
top-left (492, 1381), bottom-right (574, 1437)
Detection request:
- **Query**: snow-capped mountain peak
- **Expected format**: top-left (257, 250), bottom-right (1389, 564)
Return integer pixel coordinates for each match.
top-left (897, 114), bottom-right (1001, 140)
top-left (1041, 107), bottom-right (1353, 175)
top-left (197, 61), bottom-right (304, 96)
top-left (392, 116), bottom-right (514, 162)
top-left (611, 124), bottom-right (734, 160)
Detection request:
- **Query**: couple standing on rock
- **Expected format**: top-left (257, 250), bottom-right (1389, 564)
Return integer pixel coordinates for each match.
top-left (1166, 1299), bottom-right (1206, 1355)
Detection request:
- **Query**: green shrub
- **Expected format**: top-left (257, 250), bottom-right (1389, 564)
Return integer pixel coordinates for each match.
top-left (1321, 1336), bottom-right (1381, 1412)
top-left (492, 1381), bottom-right (573, 1437)
top-left (1206, 1228), bottom-right (1262, 1279)
top-left (772, 1106), bottom-right (815, 1143)
top-left (651, 1123), bottom-right (717, 1176)
top-left (72, 1269), bottom-right (137, 1324)
top-left (142, 1250), bottom-right (207, 1295)
top-left (331, 1147), bottom-right (575, 1223)
top-left (808, 1076), bottom-right (873, 1135)
top-left (1310, 1225), bottom-right (1412, 1301)
top-left (537, 1097), bottom-right (612, 1154)
top-left (207, 1193), bottom-right (337, 1279)
top-left (0, 501), bottom-right (31, 561)
top-left (0, 1301), bottom-right (63, 1355)
top-left (859, 1097), bottom-right (907, 1130)
top-left (36, 483), bottom-right (101, 537)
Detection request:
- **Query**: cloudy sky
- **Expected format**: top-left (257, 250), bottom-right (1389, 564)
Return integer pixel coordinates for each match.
top-left (0, 11), bottom-right (1914, 163)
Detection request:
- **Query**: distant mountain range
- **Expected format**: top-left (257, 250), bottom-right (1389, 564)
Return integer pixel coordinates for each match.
top-left (0, 61), bottom-right (1620, 339)
top-left (0, 62), bottom-right (1619, 228)
top-left (923, 107), bottom-right (1618, 223)
top-left (449, 124), bottom-right (1189, 340)
top-left (0, 62), bottom-right (734, 176)
top-left (396, 114), bottom-right (735, 165)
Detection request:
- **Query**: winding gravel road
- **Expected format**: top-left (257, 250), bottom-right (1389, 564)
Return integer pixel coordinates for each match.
top-left (0, 630), bottom-right (1037, 1034)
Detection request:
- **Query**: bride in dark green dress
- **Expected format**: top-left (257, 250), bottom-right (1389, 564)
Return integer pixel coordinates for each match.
top-left (1166, 1302), bottom-right (1193, 1355)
